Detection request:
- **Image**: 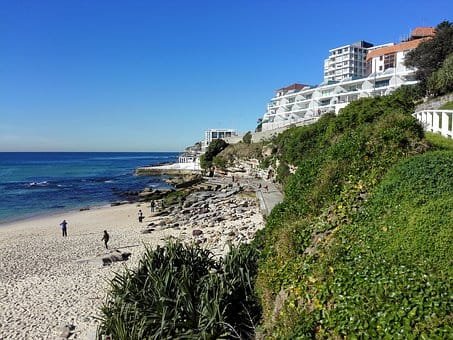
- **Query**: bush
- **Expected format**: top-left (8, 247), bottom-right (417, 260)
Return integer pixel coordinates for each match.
top-left (439, 100), bottom-right (453, 110)
top-left (98, 241), bottom-right (261, 339)
top-left (200, 139), bottom-right (229, 169)
top-left (427, 53), bottom-right (453, 96)
top-left (242, 131), bottom-right (252, 144)
top-left (254, 91), bottom-right (453, 337)
top-left (425, 132), bottom-right (453, 150)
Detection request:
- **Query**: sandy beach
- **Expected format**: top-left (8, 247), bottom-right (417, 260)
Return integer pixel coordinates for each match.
top-left (0, 178), bottom-right (265, 339)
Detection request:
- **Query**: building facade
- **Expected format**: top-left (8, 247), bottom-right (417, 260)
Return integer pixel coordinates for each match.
top-left (261, 27), bottom-right (434, 132)
top-left (324, 41), bottom-right (373, 83)
top-left (203, 129), bottom-right (238, 150)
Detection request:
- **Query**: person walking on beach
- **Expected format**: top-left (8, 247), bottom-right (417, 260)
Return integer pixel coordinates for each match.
top-left (150, 200), bottom-right (155, 212)
top-left (101, 230), bottom-right (110, 249)
top-left (60, 219), bottom-right (68, 237)
top-left (138, 209), bottom-right (144, 223)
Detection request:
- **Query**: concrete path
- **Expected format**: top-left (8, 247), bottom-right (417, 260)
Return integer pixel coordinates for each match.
top-left (204, 176), bottom-right (284, 217)
top-left (256, 181), bottom-right (284, 217)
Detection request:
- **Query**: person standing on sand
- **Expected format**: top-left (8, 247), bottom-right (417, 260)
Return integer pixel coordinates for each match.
top-left (150, 200), bottom-right (155, 212)
top-left (101, 230), bottom-right (110, 249)
top-left (60, 219), bottom-right (68, 237)
top-left (138, 209), bottom-right (144, 223)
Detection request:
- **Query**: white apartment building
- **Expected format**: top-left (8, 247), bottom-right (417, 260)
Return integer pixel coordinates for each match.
top-left (261, 27), bottom-right (434, 132)
top-left (203, 129), bottom-right (238, 150)
top-left (324, 41), bottom-right (373, 82)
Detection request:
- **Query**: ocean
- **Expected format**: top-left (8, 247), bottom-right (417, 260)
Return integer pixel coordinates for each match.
top-left (0, 152), bottom-right (179, 224)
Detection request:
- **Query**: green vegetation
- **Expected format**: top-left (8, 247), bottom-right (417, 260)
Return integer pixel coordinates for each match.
top-left (98, 241), bottom-right (261, 339)
top-left (405, 21), bottom-right (453, 93)
top-left (199, 139), bottom-right (229, 169)
top-left (439, 100), bottom-right (453, 110)
top-left (426, 132), bottom-right (453, 150)
top-left (242, 131), bottom-right (252, 144)
top-left (162, 189), bottom-right (190, 206)
top-left (427, 53), bottom-right (453, 96)
top-left (253, 91), bottom-right (452, 338)
top-left (213, 141), bottom-right (263, 170)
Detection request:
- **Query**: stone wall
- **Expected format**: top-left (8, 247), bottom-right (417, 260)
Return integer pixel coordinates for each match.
top-left (251, 117), bottom-right (320, 143)
top-left (415, 93), bottom-right (453, 111)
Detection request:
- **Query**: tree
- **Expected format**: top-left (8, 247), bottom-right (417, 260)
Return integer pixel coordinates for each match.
top-left (242, 131), bottom-right (252, 144)
top-left (405, 21), bottom-right (453, 93)
top-left (427, 53), bottom-right (453, 96)
top-left (256, 118), bottom-right (263, 132)
top-left (199, 139), bottom-right (229, 169)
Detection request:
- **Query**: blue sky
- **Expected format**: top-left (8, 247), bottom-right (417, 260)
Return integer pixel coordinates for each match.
top-left (1, 0), bottom-right (451, 151)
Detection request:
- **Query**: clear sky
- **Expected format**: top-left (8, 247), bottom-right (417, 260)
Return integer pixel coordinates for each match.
top-left (1, 0), bottom-right (451, 152)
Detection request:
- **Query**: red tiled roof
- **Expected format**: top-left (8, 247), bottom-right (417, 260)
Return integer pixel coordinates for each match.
top-left (411, 27), bottom-right (435, 38)
top-left (366, 38), bottom-right (431, 61)
top-left (276, 83), bottom-right (309, 93)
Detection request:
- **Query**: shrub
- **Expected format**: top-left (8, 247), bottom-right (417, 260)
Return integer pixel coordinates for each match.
top-left (242, 131), bottom-right (252, 144)
top-left (200, 139), bottom-right (229, 169)
top-left (98, 241), bottom-right (261, 339)
top-left (254, 91), bottom-right (453, 337)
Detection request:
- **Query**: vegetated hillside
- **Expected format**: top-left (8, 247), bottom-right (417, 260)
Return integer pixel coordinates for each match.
top-left (254, 90), bottom-right (453, 338)
top-left (439, 100), bottom-right (453, 110)
top-left (213, 141), bottom-right (263, 169)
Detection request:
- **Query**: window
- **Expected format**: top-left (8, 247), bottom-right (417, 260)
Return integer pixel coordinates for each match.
top-left (375, 79), bottom-right (389, 88)
top-left (384, 53), bottom-right (395, 70)
top-left (379, 66), bottom-right (383, 71)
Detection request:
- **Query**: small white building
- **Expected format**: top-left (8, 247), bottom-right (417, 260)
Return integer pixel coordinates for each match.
top-left (203, 129), bottom-right (238, 150)
top-left (178, 153), bottom-right (198, 163)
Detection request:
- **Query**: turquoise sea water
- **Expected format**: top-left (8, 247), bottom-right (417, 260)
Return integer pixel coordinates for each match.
top-left (0, 152), bottom-right (178, 224)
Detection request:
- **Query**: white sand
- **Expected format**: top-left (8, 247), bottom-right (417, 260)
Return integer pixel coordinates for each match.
top-left (0, 203), bottom-right (182, 339)
top-left (0, 191), bottom-right (264, 339)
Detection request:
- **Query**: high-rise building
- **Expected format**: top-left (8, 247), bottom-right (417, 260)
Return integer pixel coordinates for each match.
top-left (323, 41), bottom-right (373, 82)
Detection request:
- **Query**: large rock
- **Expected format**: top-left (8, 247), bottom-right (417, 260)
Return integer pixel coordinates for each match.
top-left (192, 229), bottom-right (203, 237)
top-left (102, 250), bottom-right (132, 266)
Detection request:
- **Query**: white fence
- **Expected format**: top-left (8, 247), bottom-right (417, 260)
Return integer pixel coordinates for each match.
top-left (413, 110), bottom-right (453, 139)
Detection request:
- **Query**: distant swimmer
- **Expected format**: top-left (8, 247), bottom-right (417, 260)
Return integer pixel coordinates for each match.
top-left (60, 219), bottom-right (68, 237)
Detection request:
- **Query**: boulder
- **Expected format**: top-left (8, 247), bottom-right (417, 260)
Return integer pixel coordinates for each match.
top-left (192, 229), bottom-right (203, 237)
top-left (102, 250), bottom-right (132, 266)
top-left (141, 228), bottom-right (155, 234)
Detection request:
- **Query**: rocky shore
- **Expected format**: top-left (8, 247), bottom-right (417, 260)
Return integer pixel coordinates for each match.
top-left (142, 176), bottom-right (265, 257)
top-left (0, 174), bottom-right (270, 339)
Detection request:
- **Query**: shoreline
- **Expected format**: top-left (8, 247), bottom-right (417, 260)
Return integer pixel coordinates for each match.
top-left (0, 201), bottom-right (113, 228)
top-left (0, 176), bottom-right (267, 339)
